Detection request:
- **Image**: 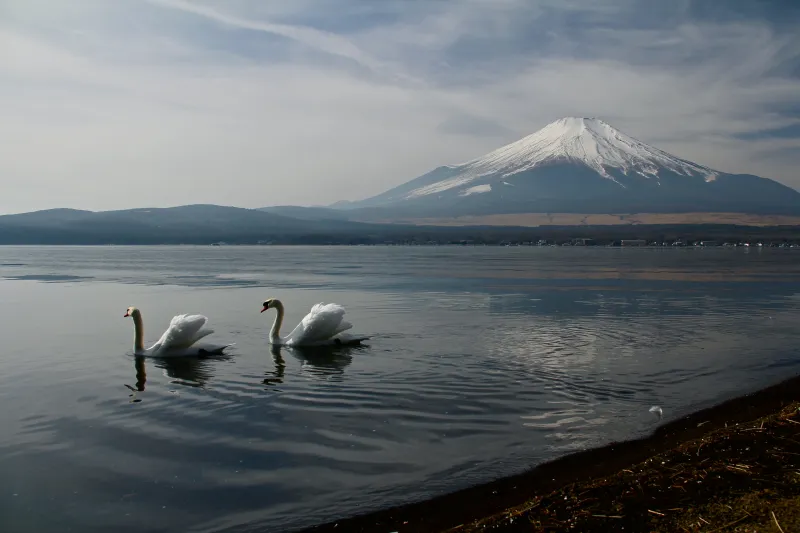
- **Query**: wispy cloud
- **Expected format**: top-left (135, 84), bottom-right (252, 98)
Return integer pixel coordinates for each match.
top-left (146, 0), bottom-right (388, 73)
top-left (0, 0), bottom-right (798, 213)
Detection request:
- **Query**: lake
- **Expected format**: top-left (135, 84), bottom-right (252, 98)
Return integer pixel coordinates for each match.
top-left (1, 245), bottom-right (799, 533)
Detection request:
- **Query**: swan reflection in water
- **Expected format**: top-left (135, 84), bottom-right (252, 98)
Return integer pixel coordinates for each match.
top-left (156, 353), bottom-right (234, 387)
top-left (126, 353), bottom-right (234, 399)
top-left (124, 356), bottom-right (148, 402)
top-left (265, 344), bottom-right (364, 385)
top-left (125, 344), bottom-right (364, 400)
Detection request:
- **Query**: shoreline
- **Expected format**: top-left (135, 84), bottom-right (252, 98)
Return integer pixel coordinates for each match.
top-left (296, 373), bottom-right (800, 533)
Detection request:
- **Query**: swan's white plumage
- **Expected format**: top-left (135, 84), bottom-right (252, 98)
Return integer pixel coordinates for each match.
top-left (285, 303), bottom-right (352, 346)
top-left (132, 311), bottom-right (233, 357)
top-left (267, 301), bottom-right (368, 346)
top-left (153, 314), bottom-right (214, 351)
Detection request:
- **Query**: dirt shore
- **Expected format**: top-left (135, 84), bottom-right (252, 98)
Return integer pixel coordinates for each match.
top-left (297, 375), bottom-right (800, 533)
top-left (448, 402), bottom-right (800, 532)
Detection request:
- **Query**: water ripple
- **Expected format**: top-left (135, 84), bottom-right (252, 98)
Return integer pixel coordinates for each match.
top-left (1, 247), bottom-right (799, 532)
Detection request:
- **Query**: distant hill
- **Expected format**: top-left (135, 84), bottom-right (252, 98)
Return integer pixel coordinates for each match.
top-left (338, 117), bottom-right (800, 220)
top-left (258, 205), bottom-right (352, 221)
top-left (0, 204), bottom-right (371, 245)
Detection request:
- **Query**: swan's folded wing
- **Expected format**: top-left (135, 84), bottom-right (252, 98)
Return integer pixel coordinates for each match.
top-left (287, 303), bottom-right (348, 345)
top-left (334, 320), bottom-right (353, 336)
top-left (155, 314), bottom-right (211, 350)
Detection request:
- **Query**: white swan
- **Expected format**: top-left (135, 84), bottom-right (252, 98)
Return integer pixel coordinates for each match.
top-left (124, 306), bottom-right (234, 357)
top-left (260, 298), bottom-right (369, 346)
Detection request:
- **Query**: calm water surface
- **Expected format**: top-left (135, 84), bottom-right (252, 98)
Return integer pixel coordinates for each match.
top-left (1, 246), bottom-right (799, 532)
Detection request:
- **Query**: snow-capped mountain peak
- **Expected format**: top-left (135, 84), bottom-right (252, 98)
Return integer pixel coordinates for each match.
top-left (405, 117), bottom-right (718, 199)
top-left (343, 116), bottom-right (800, 218)
top-left (468, 116), bottom-right (715, 178)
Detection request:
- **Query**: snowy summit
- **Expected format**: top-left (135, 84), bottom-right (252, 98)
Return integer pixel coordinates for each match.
top-left (344, 116), bottom-right (800, 217)
top-left (457, 117), bottom-right (717, 181)
top-left (409, 117), bottom-right (717, 199)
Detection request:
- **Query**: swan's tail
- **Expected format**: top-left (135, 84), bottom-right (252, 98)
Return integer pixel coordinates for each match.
top-left (334, 334), bottom-right (370, 346)
top-left (198, 343), bottom-right (235, 355)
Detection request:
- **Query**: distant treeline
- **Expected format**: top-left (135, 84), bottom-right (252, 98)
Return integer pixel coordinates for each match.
top-left (2, 223), bottom-right (799, 246)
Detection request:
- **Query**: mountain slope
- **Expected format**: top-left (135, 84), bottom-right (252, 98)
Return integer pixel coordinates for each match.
top-left (342, 117), bottom-right (800, 217)
top-left (0, 204), bottom-right (372, 244)
top-left (258, 205), bottom-right (352, 221)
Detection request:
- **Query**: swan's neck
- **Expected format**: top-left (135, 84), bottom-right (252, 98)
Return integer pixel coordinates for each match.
top-left (132, 312), bottom-right (145, 352)
top-left (270, 300), bottom-right (285, 344)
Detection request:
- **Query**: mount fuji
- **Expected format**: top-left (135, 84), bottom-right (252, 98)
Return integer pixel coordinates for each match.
top-left (339, 117), bottom-right (800, 219)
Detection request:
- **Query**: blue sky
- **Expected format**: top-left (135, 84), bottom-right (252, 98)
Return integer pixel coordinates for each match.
top-left (1, 0), bottom-right (799, 213)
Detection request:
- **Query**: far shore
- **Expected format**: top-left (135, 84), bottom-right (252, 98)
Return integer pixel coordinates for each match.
top-left (296, 373), bottom-right (800, 533)
top-left (385, 212), bottom-right (800, 227)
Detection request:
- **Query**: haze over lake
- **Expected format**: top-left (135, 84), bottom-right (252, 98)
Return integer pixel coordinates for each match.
top-left (1, 245), bottom-right (799, 533)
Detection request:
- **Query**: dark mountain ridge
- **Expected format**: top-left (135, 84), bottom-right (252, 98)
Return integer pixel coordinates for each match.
top-left (1, 203), bottom-right (798, 246)
top-left (0, 204), bottom-right (377, 245)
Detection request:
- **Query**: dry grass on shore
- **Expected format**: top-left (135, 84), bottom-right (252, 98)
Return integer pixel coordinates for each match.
top-left (447, 403), bottom-right (800, 533)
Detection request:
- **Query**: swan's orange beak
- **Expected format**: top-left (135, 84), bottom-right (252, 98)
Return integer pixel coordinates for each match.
top-left (260, 306), bottom-right (268, 313)
top-left (124, 311), bottom-right (130, 317)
